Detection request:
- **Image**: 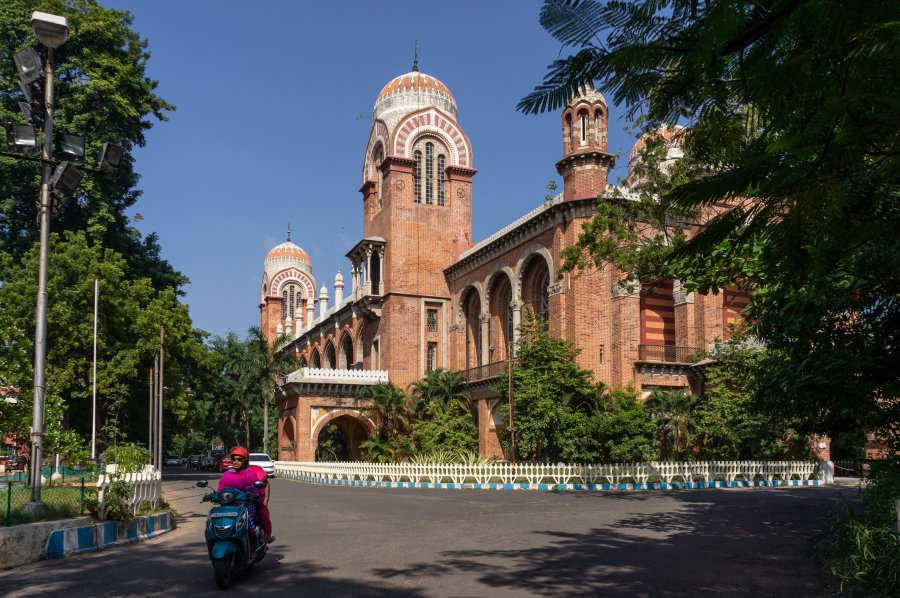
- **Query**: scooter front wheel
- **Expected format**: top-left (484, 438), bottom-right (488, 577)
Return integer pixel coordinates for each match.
top-left (212, 552), bottom-right (236, 590)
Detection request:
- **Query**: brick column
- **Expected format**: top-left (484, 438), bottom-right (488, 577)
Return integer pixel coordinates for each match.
top-left (611, 281), bottom-right (640, 388)
top-left (673, 280), bottom-right (696, 348)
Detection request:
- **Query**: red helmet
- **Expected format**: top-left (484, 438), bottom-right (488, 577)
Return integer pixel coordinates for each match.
top-left (229, 446), bottom-right (249, 460)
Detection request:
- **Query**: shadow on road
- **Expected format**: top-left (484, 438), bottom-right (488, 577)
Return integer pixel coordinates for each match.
top-left (369, 487), bottom-right (855, 597)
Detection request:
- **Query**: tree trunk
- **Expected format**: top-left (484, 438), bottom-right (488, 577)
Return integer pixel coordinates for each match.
top-left (262, 392), bottom-right (268, 454)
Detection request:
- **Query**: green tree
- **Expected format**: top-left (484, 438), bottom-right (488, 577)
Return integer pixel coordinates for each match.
top-left (1, 0), bottom-right (178, 289)
top-left (593, 386), bottom-right (659, 463)
top-left (644, 388), bottom-right (698, 460)
top-left (0, 231), bottom-right (210, 461)
top-left (695, 338), bottom-right (809, 460)
top-left (355, 382), bottom-right (412, 462)
top-left (408, 369), bottom-right (477, 455)
top-left (499, 310), bottom-right (600, 462)
top-left (522, 0), bottom-right (900, 445)
top-left (226, 327), bottom-right (294, 453)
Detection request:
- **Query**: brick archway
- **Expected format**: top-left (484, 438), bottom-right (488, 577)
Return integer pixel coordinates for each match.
top-left (311, 409), bottom-right (375, 462)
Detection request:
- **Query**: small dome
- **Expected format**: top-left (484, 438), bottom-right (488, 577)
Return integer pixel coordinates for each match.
top-left (264, 240), bottom-right (312, 277)
top-left (373, 70), bottom-right (458, 121)
top-left (334, 270), bottom-right (344, 285)
top-left (319, 284), bottom-right (328, 296)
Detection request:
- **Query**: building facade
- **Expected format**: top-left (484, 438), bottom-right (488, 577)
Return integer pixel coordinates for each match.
top-left (265, 65), bottom-right (758, 462)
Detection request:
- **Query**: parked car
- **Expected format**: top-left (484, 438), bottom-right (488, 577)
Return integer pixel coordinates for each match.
top-left (218, 454), bottom-right (233, 472)
top-left (248, 453), bottom-right (276, 477)
top-left (164, 455), bottom-right (181, 467)
top-left (187, 454), bottom-right (201, 468)
top-left (201, 450), bottom-right (224, 471)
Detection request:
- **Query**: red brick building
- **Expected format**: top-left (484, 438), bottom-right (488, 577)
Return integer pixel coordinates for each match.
top-left (268, 66), bottom-right (752, 462)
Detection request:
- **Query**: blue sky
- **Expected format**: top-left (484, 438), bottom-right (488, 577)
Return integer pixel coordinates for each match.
top-left (102, 0), bottom-right (636, 340)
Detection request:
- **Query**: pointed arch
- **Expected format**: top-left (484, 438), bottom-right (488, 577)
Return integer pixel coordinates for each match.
top-left (324, 341), bottom-right (337, 369)
top-left (338, 331), bottom-right (354, 369)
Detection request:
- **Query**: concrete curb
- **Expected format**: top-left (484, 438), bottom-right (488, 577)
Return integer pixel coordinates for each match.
top-left (282, 473), bottom-right (822, 491)
top-left (0, 512), bottom-right (173, 570)
top-left (46, 512), bottom-right (174, 559)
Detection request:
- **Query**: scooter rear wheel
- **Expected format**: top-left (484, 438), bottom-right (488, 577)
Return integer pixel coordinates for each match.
top-left (212, 552), bottom-right (236, 590)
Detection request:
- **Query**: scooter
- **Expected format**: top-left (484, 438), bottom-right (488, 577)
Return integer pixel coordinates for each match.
top-left (197, 479), bottom-right (269, 589)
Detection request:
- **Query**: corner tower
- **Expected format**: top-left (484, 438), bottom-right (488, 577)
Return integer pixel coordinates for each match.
top-left (354, 59), bottom-right (476, 387)
top-left (259, 230), bottom-right (316, 343)
top-left (359, 61), bottom-right (476, 297)
top-left (557, 86), bottom-right (615, 201)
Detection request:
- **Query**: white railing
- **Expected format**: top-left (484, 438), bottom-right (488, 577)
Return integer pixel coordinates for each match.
top-left (274, 460), bottom-right (821, 487)
top-left (285, 367), bottom-right (388, 385)
top-left (97, 465), bottom-right (162, 519)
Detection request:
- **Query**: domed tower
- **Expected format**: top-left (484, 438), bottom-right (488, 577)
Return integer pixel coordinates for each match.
top-left (626, 125), bottom-right (686, 189)
top-left (358, 56), bottom-right (476, 297)
top-left (556, 85), bottom-right (615, 200)
top-left (259, 229), bottom-right (317, 343)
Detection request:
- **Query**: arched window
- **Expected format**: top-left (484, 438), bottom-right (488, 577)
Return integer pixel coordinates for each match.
top-left (311, 350), bottom-right (321, 369)
top-left (437, 154), bottom-right (445, 206)
top-left (298, 355), bottom-right (308, 368)
top-left (413, 150), bottom-right (422, 203)
top-left (504, 286), bottom-right (514, 357)
top-left (463, 289), bottom-right (482, 368)
top-left (594, 109), bottom-right (603, 145)
top-left (324, 342), bottom-right (336, 369)
top-left (579, 109), bottom-right (588, 144)
top-left (565, 113), bottom-right (573, 149)
top-left (282, 289), bottom-right (288, 319)
top-left (539, 271), bottom-right (549, 321)
top-left (374, 145), bottom-right (385, 209)
top-left (412, 137), bottom-right (449, 206)
top-left (425, 142), bottom-right (434, 204)
top-left (339, 334), bottom-right (353, 369)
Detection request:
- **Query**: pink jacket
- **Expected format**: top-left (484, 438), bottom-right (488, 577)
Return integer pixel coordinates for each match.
top-left (217, 467), bottom-right (259, 493)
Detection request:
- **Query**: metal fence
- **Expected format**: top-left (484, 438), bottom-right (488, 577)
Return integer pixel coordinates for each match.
top-left (832, 459), bottom-right (870, 477)
top-left (2, 477), bottom-right (91, 526)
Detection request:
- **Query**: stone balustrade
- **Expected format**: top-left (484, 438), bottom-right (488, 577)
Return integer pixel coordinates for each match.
top-left (285, 367), bottom-right (389, 385)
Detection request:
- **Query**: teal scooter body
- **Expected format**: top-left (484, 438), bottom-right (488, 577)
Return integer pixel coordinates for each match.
top-left (198, 481), bottom-right (268, 590)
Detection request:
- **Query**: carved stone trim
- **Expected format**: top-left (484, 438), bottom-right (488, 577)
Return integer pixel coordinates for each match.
top-left (673, 280), bottom-right (694, 305)
top-left (547, 282), bottom-right (563, 296)
top-left (611, 279), bottom-right (641, 298)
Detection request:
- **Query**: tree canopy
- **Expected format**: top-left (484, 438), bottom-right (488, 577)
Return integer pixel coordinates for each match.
top-left (523, 0), bottom-right (900, 442)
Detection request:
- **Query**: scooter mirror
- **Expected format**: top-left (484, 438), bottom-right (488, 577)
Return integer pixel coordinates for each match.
top-left (253, 480), bottom-right (267, 488)
top-left (196, 480), bottom-right (208, 488)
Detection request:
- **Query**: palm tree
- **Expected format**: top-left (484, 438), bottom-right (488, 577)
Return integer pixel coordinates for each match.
top-left (645, 388), bottom-right (699, 459)
top-left (354, 382), bottom-right (411, 451)
top-left (409, 368), bottom-right (472, 419)
top-left (227, 326), bottom-right (295, 454)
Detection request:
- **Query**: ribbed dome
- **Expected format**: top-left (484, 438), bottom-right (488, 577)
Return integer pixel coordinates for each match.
top-left (373, 70), bottom-right (458, 121)
top-left (264, 240), bottom-right (312, 276)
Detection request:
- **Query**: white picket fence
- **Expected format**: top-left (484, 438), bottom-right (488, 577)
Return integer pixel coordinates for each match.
top-left (274, 460), bottom-right (821, 487)
top-left (97, 465), bottom-right (162, 519)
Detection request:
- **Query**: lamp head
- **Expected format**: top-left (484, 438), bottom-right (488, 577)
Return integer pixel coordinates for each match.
top-left (31, 11), bottom-right (69, 49)
top-left (49, 161), bottom-right (84, 199)
top-left (3, 122), bottom-right (38, 155)
top-left (13, 48), bottom-right (43, 85)
top-left (97, 142), bottom-right (124, 172)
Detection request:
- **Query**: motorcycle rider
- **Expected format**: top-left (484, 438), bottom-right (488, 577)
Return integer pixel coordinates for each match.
top-left (217, 446), bottom-right (273, 543)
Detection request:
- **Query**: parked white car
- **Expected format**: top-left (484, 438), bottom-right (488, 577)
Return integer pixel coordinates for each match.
top-left (249, 453), bottom-right (276, 477)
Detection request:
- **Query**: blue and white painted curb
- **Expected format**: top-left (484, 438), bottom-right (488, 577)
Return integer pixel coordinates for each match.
top-left (282, 472), bottom-right (820, 491)
top-left (46, 512), bottom-right (173, 559)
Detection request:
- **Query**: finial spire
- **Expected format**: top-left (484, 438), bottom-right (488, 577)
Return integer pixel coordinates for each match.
top-left (287, 223), bottom-right (291, 242)
top-left (412, 40), bottom-right (419, 72)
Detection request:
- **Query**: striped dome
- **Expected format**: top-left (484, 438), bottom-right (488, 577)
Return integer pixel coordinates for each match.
top-left (264, 240), bottom-right (311, 276)
top-left (373, 70), bottom-right (458, 121)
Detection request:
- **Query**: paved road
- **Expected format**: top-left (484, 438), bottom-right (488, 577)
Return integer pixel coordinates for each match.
top-left (1, 468), bottom-right (857, 596)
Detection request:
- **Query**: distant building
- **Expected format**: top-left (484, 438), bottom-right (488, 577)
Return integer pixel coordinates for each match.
top-left (263, 64), bottom-right (759, 462)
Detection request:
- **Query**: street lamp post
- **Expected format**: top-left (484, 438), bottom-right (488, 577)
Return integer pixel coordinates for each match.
top-left (6, 12), bottom-right (122, 509)
top-left (27, 11), bottom-right (69, 511)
